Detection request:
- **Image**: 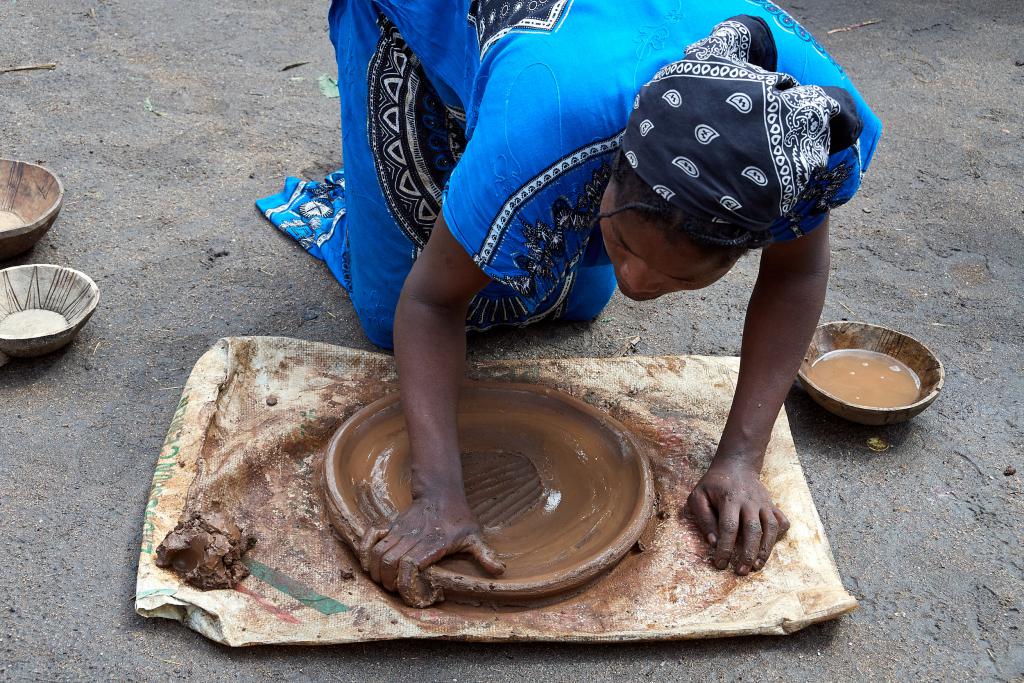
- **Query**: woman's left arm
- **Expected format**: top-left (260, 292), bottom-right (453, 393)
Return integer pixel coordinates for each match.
top-left (687, 218), bottom-right (831, 575)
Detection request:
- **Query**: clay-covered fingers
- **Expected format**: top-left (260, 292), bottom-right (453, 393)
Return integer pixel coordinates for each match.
top-left (357, 526), bottom-right (389, 572)
top-left (367, 532), bottom-right (405, 584)
top-left (396, 542), bottom-right (447, 606)
top-left (686, 489), bottom-right (719, 547)
top-left (711, 501), bottom-right (741, 570)
top-left (752, 507), bottom-right (781, 571)
top-left (377, 535), bottom-right (421, 591)
top-left (734, 506), bottom-right (763, 576)
top-left (461, 534), bottom-right (505, 576)
top-left (390, 533), bottom-right (503, 605)
top-left (775, 507), bottom-right (791, 536)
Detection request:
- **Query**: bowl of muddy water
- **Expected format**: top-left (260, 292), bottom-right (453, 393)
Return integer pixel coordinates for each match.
top-left (0, 160), bottom-right (64, 260)
top-left (798, 321), bottom-right (944, 426)
top-left (321, 382), bottom-right (656, 607)
top-left (0, 264), bottom-right (100, 366)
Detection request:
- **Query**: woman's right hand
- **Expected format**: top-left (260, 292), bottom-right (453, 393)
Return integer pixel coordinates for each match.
top-left (382, 213), bottom-right (497, 606)
top-left (358, 493), bottom-right (504, 607)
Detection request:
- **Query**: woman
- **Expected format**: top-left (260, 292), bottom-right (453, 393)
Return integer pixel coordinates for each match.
top-left (258, 1), bottom-right (881, 605)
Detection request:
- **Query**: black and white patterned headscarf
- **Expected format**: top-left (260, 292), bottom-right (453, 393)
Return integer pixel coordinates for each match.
top-left (622, 15), bottom-right (862, 244)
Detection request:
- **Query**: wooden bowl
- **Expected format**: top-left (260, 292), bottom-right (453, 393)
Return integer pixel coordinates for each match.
top-left (798, 321), bottom-right (944, 426)
top-left (0, 264), bottom-right (100, 366)
top-left (0, 160), bottom-right (64, 261)
top-left (321, 382), bottom-right (655, 607)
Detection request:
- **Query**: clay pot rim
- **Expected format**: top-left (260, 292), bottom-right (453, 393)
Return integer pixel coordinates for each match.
top-left (0, 160), bottom-right (65, 238)
top-left (798, 320), bottom-right (945, 413)
top-left (323, 381), bottom-right (656, 600)
top-left (0, 264), bottom-right (101, 343)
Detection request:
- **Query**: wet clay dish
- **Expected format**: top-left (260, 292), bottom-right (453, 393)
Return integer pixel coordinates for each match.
top-left (0, 160), bottom-right (64, 260)
top-left (799, 321), bottom-right (944, 426)
top-left (0, 264), bottom-right (100, 366)
top-left (321, 382), bottom-right (656, 607)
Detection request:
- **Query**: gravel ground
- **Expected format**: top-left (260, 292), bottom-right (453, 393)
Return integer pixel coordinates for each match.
top-left (1, 0), bottom-right (1021, 680)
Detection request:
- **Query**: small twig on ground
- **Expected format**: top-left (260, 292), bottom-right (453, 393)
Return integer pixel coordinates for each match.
top-left (614, 335), bottom-right (642, 357)
top-left (281, 61), bottom-right (310, 71)
top-left (92, 340), bottom-right (103, 355)
top-left (827, 19), bottom-right (880, 35)
top-left (0, 63), bottom-right (57, 74)
top-left (953, 450), bottom-right (985, 478)
top-left (838, 301), bottom-right (856, 316)
top-left (929, 322), bottom-right (952, 327)
top-left (158, 385), bottom-right (185, 391)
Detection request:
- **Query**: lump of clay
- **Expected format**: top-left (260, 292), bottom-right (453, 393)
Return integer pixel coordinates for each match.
top-left (155, 512), bottom-right (256, 590)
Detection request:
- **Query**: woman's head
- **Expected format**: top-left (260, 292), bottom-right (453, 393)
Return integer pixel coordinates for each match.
top-left (600, 14), bottom-right (862, 301)
top-left (599, 151), bottom-right (749, 300)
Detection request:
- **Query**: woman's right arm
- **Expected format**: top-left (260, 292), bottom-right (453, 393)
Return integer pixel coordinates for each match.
top-left (358, 213), bottom-right (504, 606)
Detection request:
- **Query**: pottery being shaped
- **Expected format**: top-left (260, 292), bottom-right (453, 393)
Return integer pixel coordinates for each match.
top-left (321, 382), bottom-right (656, 607)
top-left (798, 321), bottom-right (944, 426)
top-left (0, 160), bottom-right (64, 260)
top-left (0, 264), bottom-right (100, 365)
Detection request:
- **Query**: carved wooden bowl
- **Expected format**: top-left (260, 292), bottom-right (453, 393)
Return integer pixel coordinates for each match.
top-left (0, 160), bottom-right (64, 260)
top-left (798, 321), bottom-right (944, 426)
top-left (321, 382), bottom-right (655, 607)
top-left (0, 264), bottom-right (100, 366)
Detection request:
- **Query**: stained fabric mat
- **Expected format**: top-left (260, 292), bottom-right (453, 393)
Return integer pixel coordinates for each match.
top-left (135, 336), bottom-right (856, 645)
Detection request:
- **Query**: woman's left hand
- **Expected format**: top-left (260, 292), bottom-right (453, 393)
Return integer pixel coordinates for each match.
top-left (686, 462), bottom-right (790, 575)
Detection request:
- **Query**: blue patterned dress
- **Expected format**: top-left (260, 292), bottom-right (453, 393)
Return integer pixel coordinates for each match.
top-left (257, 0), bottom-right (881, 348)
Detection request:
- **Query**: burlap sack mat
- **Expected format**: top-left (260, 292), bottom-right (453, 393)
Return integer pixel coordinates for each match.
top-left (135, 336), bottom-right (855, 646)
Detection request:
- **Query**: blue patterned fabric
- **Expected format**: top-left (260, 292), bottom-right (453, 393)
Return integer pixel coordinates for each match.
top-left (257, 0), bottom-right (881, 348)
top-left (256, 171), bottom-right (351, 288)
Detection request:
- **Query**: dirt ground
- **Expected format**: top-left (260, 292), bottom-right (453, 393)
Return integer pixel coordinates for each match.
top-left (1, 0), bottom-right (1021, 680)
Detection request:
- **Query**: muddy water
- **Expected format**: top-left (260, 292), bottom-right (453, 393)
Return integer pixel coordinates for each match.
top-left (806, 349), bottom-right (921, 408)
top-left (0, 210), bottom-right (24, 231)
top-left (0, 309), bottom-right (68, 338)
top-left (322, 383), bottom-right (653, 604)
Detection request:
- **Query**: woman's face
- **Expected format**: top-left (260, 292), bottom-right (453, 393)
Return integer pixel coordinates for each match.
top-left (598, 182), bottom-right (741, 301)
